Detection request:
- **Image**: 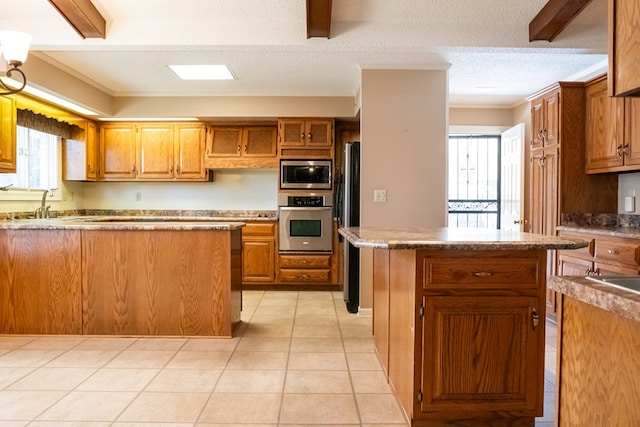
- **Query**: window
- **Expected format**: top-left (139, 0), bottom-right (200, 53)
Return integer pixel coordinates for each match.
top-left (448, 134), bottom-right (500, 229)
top-left (0, 126), bottom-right (59, 191)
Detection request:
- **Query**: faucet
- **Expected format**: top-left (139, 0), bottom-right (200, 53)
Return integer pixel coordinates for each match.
top-left (0, 183), bottom-right (12, 191)
top-left (34, 188), bottom-right (56, 218)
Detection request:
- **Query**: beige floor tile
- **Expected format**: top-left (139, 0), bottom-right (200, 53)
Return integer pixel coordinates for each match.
top-left (181, 338), bottom-right (239, 352)
top-left (294, 305), bottom-right (337, 316)
top-left (0, 336), bottom-right (35, 350)
top-left (8, 367), bottom-right (96, 391)
top-left (284, 370), bottom-right (352, 393)
top-left (0, 349), bottom-right (66, 368)
top-left (347, 352), bottom-right (384, 371)
top-left (213, 369), bottom-right (285, 393)
top-left (250, 306), bottom-right (297, 316)
top-left (165, 350), bottom-right (232, 369)
top-left (127, 337), bottom-right (187, 351)
top-left (350, 370), bottom-right (393, 393)
top-left (342, 337), bottom-right (376, 352)
top-left (242, 323), bottom-right (293, 337)
top-left (145, 369), bottom-right (221, 392)
top-left (0, 367), bottom-right (35, 389)
top-left (289, 337), bottom-right (343, 353)
top-left (235, 336), bottom-right (291, 352)
top-left (20, 337), bottom-right (86, 350)
top-left (248, 313), bottom-right (296, 325)
top-left (31, 422), bottom-right (111, 426)
top-left (226, 351), bottom-right (288, 370)
top-left (361, 424), bottom-right (410, 427)
top-left (104, 350), bottom-right (176, 369)
top-left (117, 391), bottom-right (209, 423)
top-left (73, 338), bottom-right (136, 351)
top-left (341, 324), bottom-right (375, 338)
top-left (287, 352), bottom-right (347, 370)
top-left (37, 390), bottom-right (137, 422)
top-left (292, 324), bottom-right (341, 337)
top-left (356, 393), bottom-right (407, 424)
top-left (77, 368), bottom-right (158, 391)
top-left (0, 390), bottom-right (67, 420)
top-left (198, 393), bottom-right (281, 424)
top-left (261, 291), bottom-right (298, 300)
top-left (293, 314), bottom-right (338, 326)
top-left (279, 393), bottom-right (360, 424)
top-left (298, 290), bottom-right (335, 300)
top-left (257, 298), bottom-right (298, 309)
top-left (45, 350), bottom-right (120, 368)
top-left (113, 423), bottom-right (191, 427)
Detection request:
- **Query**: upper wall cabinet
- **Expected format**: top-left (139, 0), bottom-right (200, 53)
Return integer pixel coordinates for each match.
top-left (278, 119), bottom-right (334, 159)
top-left (0, 96), bottom-right (17, 173)
top-left (608, 0), bottom-right (640, 97)
top-left (100, 122), bottom-right (209, 181)
top-left (63, 120), bottom-right (101, 181)
top-left (586, 75), bottom-right (640, 173)
top-left (204, 125), bottom-right (277, 169)
top-left (530, 89), bottom-right (559, 150)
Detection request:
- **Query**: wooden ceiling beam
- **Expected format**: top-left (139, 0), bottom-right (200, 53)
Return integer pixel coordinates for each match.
top-left (48, 0), bottom-right (106, 39)
top-left (529, 0), bottom-right (593, 42)
top-left (306, 0), bottom-right (332, 39)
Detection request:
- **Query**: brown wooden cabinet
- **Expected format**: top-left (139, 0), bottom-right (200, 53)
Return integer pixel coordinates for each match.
top-left (528, 82), bottom-right (618, 318)
top-left (101, 122), bottom-right (208, 181)
top-left (205, 125), bottom-right (277, 168)
top-left (608, 0), bottom-right (640, 97)
top-left (278, 118), bottom-right (334, 158)
top-left (278, 253), bottom-right (331, 283)
top-left (0, 95), bottom-right (17, 173)
top-left (558, 229), bottom-right (640, 277)
top-left (585, 75), bottom-right (640, 173)
top-left (63, 120), bottom-right (102, 181)
top-left (242, 221), bottom-right (277, 284)
top-left (374, 248), bottom-right (547, 426)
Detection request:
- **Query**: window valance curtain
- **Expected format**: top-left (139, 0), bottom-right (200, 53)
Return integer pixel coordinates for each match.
top-left (17, 108), bottom-right (84, 140)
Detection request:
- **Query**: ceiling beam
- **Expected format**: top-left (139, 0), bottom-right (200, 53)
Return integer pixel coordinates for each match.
top-left (48, 0), bottom-right (106, 39)
top-left (306, 0), bottom-right (332, 39)
top-left (529, 0), bottom-right (593, 42)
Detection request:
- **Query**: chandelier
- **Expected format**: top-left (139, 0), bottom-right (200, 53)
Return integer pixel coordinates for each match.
top-left (0, 31), bottom-right (32, 95)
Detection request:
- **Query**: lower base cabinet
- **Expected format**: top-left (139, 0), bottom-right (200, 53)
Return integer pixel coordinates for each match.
top-left (242, 221), bottom-right (277, 284)
top-left (374, 248), bottom-right (546, 426)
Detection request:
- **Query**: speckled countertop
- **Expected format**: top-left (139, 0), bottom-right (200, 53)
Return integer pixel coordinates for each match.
top-left (339, 227), bottom-right (589, 250)
top-left (548, 276), bottom-right (640, 323)
top-left (557, 225), bottom-right (640, 239)
top-left (0, 216), bottom-right (247, 231)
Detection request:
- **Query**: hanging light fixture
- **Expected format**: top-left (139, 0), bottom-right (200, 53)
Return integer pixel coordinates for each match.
top-left (0, 30), bottom-right (32, 95)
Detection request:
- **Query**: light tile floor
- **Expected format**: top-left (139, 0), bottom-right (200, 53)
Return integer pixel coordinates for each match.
top-left (0, 290), bottom-right (558, 426)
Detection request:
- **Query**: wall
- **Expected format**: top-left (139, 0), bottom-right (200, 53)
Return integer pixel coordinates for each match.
top-left (618, 172), bottom-right (640, 214)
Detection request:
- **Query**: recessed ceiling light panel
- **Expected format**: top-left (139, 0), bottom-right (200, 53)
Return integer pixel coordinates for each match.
top-left (168, 64), bottom-right (235, 80)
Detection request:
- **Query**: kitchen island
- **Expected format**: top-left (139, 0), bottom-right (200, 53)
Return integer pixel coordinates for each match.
top-left (0, 217), bottom-right (244, 337)
top-left (547, 275), bottom-right (639, 426)
top-left (339, 226), bottom-right (587, 427)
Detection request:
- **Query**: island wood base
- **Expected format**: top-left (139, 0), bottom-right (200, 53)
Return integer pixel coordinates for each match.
top-left (373, 248), bottom-right (547, 427)
top-left (0, 228), bottom-right (242, 337)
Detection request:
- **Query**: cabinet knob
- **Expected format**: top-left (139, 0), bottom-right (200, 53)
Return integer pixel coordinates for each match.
top-left (300, 132), bottom-right (305, 142)
top-left (176, 165), bottom-right (181, 174)
top-left (607, 249), bottom-right (620, 255)
top-left (531, 308), bottom-right (539, 330)
top-left (473, 272), bottom-right (493, 277)
top-left (308, 132), bottom-right (312, 142)
top-left (237, 145), bottom-right (241, 153)
top-left (513, 219), bottom-right (528, 225)
top-left (617, 144), bottom-right (624, 158)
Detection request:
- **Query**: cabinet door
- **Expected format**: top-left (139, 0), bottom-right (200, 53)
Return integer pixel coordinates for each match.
top-left (585, 77), bottom-right (625, 172)
top-left (0, 95), bottom-right (17, 173)
top-left (530, 98), bottom-right (545, 150)
top-left (558, 253), bottom-right (593, 276)
top-left (305, 120), bottom-right (333, 147)
top-left (207, 127), bottom-right (242, 157)
top-left (419, 295), bottom-right (542, 417)
top-left (609, 0), bottom-right (640, 96)
top-left (243, 127), bottom-right (277, 157)
top-left (542, 90), bottom-right (559, 147)
top-left (174, 124), bottom-right (206, 180)
top-left (242, 239), bottom-right (275, 282)
top-left (529, 150), bottom-right (545, 235)
top-left (623, 98), bottom-right (640, 167)
top-left (279, 120), bottom-right (306, 147)
top-left (137, 124), bottom-right (174, 179)
top-left (86, 121), bottom-right (100, 180)
top-left (101, 124), bottom-right (137, 179)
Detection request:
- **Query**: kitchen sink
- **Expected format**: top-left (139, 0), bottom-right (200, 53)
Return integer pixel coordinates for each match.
top-left (584, 275), bottom-right (640, 295)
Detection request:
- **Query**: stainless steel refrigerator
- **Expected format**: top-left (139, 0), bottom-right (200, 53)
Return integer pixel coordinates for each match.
top-left (342, 141), bottom-right (360, 313)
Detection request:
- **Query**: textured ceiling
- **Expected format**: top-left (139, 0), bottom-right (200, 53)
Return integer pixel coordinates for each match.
top-left (1, 0), bottom-right (608, 108)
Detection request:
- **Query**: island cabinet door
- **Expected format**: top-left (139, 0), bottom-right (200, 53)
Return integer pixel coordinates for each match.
top-left (417, 295), bottom-right (543, 419)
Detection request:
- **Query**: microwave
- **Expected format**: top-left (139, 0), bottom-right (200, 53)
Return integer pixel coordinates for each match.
top-left (280, 159), bottom-right (332, 190)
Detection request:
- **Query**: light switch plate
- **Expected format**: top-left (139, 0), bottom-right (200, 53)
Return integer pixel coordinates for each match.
top-left (625, 196), bottom-right (635, 213)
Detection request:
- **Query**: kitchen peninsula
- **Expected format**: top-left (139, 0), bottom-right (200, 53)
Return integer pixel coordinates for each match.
top-left (339, 226), bottom-right (587, 427)
top-left (0, 217), bottom-right (244, 337)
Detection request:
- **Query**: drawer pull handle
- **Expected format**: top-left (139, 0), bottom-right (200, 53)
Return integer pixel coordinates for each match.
top-left (473, 272), bottom-right (493, 277)
top-left (532, 308), bottom-right (539, 330)
top-left (607, 249), bottom-right (620, 255)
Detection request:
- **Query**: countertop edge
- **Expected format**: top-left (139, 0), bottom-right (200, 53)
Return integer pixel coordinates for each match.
top-left (548, 276), bottom-right (640, 323)
top-left (0, 217), bottom-right (247, 231)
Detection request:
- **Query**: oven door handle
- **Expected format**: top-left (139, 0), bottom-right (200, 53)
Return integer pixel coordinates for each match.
top-left (279, 206), bottom-right (332, 211)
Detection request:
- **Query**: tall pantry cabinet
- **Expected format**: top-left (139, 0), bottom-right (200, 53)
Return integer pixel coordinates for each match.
top-left (528, 82), bottom-right (617, 317)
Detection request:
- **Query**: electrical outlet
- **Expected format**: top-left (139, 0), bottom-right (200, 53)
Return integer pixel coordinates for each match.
top-left (135, 192), bottom-right (142, 202)
top-left (373, 189), bottom-right (387, 203)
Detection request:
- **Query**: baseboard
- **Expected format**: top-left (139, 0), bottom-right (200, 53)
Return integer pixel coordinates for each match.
top-left (357, 307), bottom-right (373, 318)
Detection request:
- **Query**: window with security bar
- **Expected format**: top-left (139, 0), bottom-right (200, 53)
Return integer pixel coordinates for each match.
top-left (448, 134), bottom-right (500, 229)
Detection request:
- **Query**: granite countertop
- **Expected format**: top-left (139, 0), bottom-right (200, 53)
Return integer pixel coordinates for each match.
top-left (548, 275), bottom-right (640, 323)
top-left (0, 216), bottom-right (246, 231)
top-left (557, 225), bottom-right (640, 239)
top-left (339, 226), bottom-right (589, 250)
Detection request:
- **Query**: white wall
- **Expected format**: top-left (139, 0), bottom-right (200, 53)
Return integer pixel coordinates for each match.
top-left (618, 172), bottom-right (640, 214)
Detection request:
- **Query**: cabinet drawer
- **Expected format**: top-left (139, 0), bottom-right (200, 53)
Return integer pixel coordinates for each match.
top-left (595, 237), bottom-right (640, 266)
top-left (557, 232), bottom-right (595, 258)
top-left (279, 254), bottom-right (330, 269)
top-left (279, 269), bottom-right (330, 283)
top-left (423, 258), bottom-right (539, 288)
top-left (243, 222), bottom-right (276, 237)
